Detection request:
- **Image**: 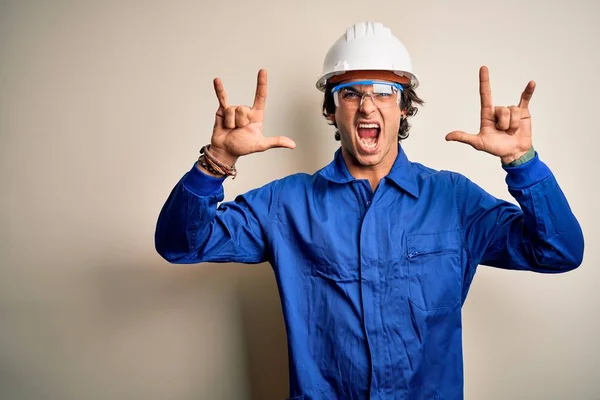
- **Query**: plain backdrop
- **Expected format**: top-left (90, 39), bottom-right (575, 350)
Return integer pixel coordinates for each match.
top-left (1, 1), bottom-right (599, 399)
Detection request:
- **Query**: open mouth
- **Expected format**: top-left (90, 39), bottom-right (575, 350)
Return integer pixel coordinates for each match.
top-left (356, 122), bottom-right (381, 151)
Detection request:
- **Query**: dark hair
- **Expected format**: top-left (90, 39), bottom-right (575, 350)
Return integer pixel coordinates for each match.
top-left (321, 81), bottom-right (425, 141)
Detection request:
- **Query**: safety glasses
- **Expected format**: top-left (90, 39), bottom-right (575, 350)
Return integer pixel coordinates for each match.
top-left (331, 80), bottom-right (404, 109)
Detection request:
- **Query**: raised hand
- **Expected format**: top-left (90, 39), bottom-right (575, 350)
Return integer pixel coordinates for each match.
top-left (209, 69), bottom-right (296, 166)
top-left (445, 66), bottom-right (536, 164)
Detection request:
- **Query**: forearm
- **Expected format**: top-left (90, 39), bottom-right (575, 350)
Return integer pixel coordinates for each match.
top-left (501, 153), bottom-right (584, 271)
top-left (461, 152), bottom-right (584, 273)
top-left (155, 162), bottom-right (272, 264)
top-left (155, 164), bottom-right (226, 263)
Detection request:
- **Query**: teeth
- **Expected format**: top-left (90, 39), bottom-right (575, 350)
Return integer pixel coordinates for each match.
top-left (360, 138), bottom-right (377, 148)
top-left (358, 123), bottom-right (379, 129)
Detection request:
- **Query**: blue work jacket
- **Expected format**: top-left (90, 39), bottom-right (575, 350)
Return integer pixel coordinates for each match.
top-left (155, 145), bottom-right (583, 399)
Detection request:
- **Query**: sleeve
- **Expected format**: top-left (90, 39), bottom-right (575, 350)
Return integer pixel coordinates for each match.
top-left (154, 163), bottom-right (277, 264)
top-left (457, 152), bottom-right (584, 275)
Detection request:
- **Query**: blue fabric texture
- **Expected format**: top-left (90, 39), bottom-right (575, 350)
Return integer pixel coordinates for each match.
top-left (155, 144), bottom-right (584, 400)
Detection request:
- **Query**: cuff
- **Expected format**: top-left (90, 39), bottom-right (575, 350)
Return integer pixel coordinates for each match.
top-left (182, 162), bottom-right (227, 196)
top-left (503, 152), bottom-right (552, 189)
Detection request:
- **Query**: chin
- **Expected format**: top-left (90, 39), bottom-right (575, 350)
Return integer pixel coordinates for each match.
top-left (348, 147), bottom-right (384, 167)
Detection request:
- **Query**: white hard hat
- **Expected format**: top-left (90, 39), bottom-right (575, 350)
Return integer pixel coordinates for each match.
top-left (316, 21), bottom-right (419, 91)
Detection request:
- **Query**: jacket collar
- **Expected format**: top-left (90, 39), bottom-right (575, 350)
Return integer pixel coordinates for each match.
top-left (317, 143), bottom-right (420, 198)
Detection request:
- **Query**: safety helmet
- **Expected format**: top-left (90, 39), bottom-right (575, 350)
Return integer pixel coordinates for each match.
top-left (316, 21), bottom-right (419, 91)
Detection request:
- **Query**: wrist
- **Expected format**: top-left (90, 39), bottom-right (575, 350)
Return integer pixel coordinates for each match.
top-left (198, 144), bottom-right (239, 179)
top-left (209, 144), bottom-right (239, 166)
top-left (196, 160), bottom-right (226, 178)
top-left (501, 146), bottom-right (535, 166)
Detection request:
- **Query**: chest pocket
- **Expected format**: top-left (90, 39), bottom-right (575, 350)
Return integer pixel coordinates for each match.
top-left (406, 231), bottom-right (463, 311)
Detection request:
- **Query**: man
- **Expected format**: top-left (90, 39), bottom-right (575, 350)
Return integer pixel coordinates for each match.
top-left (155, 21), bottom-right (584, 400)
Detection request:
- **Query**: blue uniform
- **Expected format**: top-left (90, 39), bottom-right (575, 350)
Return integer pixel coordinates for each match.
top-left (155, 145), bottom-right (583, 399)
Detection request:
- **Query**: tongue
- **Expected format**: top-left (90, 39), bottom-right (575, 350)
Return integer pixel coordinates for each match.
top-left (358, 128), bottom-right (378, 138)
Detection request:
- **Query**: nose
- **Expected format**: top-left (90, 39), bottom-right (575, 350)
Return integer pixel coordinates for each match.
top-left (359, 93), bottom-right (377, 114)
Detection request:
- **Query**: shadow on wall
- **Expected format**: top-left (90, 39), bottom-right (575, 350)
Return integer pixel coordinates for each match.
top-left (86, 262), bottom-right (251, 400)
top-left (236, 264), bottom-right (289, 400)
top-left (235, 92), bottom-right (329, 399)
top-left (0, 258), bottom-right (258, 400)
top-left (84, 256), bottom-right (293, 400)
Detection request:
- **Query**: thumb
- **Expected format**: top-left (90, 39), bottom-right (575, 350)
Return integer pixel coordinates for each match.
top-left (257, 136), bottom-right (297, 152)
top-left (445, 131), bottom-right (482, 150)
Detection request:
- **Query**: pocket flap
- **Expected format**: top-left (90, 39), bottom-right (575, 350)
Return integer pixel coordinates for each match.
top-left (406, 230), bottom-right (461, 256)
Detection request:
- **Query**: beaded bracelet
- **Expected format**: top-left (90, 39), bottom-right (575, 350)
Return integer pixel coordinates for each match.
top-left (198, 145), bottom-right (238, 179)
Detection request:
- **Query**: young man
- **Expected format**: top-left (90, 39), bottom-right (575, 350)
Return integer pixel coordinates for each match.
top-left (155, 21), bottom-right (583, 400)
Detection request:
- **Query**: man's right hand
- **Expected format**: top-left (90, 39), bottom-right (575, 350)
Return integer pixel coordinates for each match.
top-left (209, 69), bottom-right (296, 166)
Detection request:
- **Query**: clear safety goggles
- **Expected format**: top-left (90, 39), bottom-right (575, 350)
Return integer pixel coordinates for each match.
top-left (331, 80), bottom-right (404, 109)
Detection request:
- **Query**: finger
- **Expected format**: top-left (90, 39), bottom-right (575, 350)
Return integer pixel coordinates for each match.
top-left (214, 110), bottom-right (224, 129)
top-left (518, 80), bottom-right (536, 109)
top-left (213, 78), bottom-right (229, 110)
top-left (445, 131), bottom-right (483, 150)
top-left (235, 106), bottom-right (251, 127)
top-left (479, 66), bottom-right (494, 120)
top-left (507, 106), bottom-right (521, 135)
top-left (494, 106), bottom-right (510, 131)
top-left (256, 136), bottom-right (297, 152)
top-left (252, 69), bottom-right (268, 111)
top-left (224, 107), bottom-right (236, 129)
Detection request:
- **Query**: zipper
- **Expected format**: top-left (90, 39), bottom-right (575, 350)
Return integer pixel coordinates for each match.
top-left (407, 251), bottom-right (420, 259)
top-left (407, 249), bottom-right (457, 259)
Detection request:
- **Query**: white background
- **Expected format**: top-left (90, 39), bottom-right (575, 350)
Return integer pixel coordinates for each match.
top-left (1, 1), bottom-right (598, 398)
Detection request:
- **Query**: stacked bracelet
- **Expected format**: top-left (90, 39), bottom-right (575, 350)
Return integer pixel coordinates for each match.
top-left (198, 145), bottom-right (238, 179)
top-left (198, 154), bottom-right (225, 176)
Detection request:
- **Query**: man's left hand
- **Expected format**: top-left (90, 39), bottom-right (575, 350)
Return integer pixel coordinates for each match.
top-left (445, 66), bottom-right (536, 164)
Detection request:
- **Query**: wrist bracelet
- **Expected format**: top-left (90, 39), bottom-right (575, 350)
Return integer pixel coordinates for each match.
top-left (198, 154), bottom-right (226, 177)
top-left (199, 145), bottom-right (238, 179)
top-left (504, 146), bottom-right (535, 167)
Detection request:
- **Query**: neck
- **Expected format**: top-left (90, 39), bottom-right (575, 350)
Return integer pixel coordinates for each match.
top-left (342, 147), bottom-right (397, 192)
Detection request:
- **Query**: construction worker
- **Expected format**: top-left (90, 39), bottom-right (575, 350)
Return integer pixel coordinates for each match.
top-left (155, 21), bottom-right (584, 399)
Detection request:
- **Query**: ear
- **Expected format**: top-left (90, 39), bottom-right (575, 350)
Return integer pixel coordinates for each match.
top-left (327, 113), bottom-right (336, 124)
